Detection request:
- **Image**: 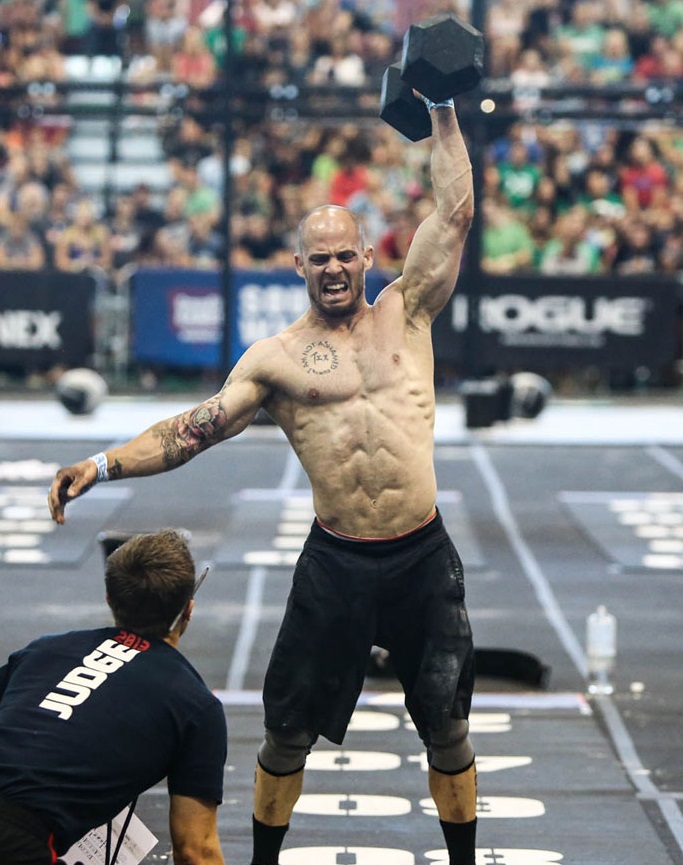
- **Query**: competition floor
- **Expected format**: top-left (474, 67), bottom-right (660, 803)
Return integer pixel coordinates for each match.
top-left (1, 393), bottom-right (683, 865)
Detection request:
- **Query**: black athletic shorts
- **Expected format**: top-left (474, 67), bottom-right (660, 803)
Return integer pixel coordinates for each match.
top-left (263, 509), bottom-right (475, 745)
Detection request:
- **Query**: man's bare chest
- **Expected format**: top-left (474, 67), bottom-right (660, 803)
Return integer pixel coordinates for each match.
top-left (278, 333), bottom-right (411, 405)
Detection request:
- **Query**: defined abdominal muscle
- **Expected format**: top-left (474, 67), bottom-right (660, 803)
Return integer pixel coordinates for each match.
top-left (300, 431), bottom-right (437, 537)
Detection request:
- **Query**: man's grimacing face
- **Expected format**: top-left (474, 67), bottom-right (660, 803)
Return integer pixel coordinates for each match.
top-left (295, 208), bottom-right (373, 318)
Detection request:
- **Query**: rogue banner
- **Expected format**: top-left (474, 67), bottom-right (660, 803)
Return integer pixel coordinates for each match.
top-left (0, 270), bottom-right (95, 370)
top-left (433, 275), bottom-right (680, 371)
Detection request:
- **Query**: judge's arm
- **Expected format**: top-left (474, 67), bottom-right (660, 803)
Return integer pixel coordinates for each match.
top-left (399, 101), bottom-right (474, 325)
top-left (169, 795), bottom-right (225, 865)
top-left (48, 343), bottom-right (271, 523)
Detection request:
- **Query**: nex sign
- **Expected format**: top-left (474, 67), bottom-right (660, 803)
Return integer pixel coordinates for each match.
top-left (0, 310), bottom-right (63, 350)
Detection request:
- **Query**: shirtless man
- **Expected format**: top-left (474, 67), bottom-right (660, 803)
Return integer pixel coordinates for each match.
top-left (48, 95), bottom-right (476, 865)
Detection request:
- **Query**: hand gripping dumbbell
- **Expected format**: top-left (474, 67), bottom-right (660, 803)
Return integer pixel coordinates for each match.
top-left (380, 12), bottom-right (485, 141)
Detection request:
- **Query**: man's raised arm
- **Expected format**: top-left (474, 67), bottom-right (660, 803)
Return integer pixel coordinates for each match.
top-left (48, 355), bottom-right (269, 524)
top-left (400, 98), bottom-right (474, 323)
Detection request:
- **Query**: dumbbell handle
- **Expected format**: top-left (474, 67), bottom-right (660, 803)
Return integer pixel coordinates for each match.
top-left (422, 96), bottom-right (455, 111)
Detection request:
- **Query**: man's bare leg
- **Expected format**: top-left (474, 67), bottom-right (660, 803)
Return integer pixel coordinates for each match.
top-left (429, 763), bottom-right (477, 865)
top-left (251, 729), bottom-right (312, 865)
top-left (428, 718), bottom-right (478, 865)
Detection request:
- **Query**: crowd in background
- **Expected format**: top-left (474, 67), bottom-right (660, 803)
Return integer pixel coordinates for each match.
top-left (0, 0), bottom-right (683, 281)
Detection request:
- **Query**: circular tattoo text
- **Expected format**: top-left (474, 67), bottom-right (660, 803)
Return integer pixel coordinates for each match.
top-left (301, 340), bottom-right (339, 375)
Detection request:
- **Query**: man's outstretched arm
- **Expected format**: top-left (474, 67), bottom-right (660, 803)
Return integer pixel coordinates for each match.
top-left (400, 98), bottom-right (474, 323)
top-left (48, 352), bottom-right (270, 523)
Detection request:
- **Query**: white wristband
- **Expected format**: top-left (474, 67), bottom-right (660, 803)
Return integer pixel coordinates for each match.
top-left (88, 452), bottom-right (109, 483)
top-left (422, 96), bottom-right (455, 111)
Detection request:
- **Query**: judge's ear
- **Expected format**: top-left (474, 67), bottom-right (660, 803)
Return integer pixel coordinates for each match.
top-left (182, 598), bottom-right (195, 625)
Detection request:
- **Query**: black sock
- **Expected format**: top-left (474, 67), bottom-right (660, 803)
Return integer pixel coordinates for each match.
top-left (251, 815), bottom-right (289, 865)
top-left (439, 817), bottom-right (477, 865)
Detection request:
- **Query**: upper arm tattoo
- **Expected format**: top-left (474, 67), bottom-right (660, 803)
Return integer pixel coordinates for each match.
top-left (153, 397), bottom-right (228, 468)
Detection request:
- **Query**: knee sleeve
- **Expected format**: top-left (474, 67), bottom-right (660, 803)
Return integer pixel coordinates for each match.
top-left (258, 729), bottom-right (317, 776)
top-left (428, 718), bottom-right (474, 774)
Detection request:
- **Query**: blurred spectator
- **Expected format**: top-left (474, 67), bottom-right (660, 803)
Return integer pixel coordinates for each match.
top-left (546, 151), bottom-right (578, 212)
top-left (486, 0), bottom-right (528, 77)
top-left (619, 134), bottom-right (670, 210)
top-left (646, 0), bottom-right (683, 37)
top-left (131, 182), bottom-right (165, 233)
top-left (109, 193), bottom-right (141, 269)
top-left (611, 218), bottom-right (660, 274)
top-left (633, 32), bottom-right (683, 79)
top-left (285, 28), bottom-right (314, 84)
top-left (346, 166), bottom-right (393, 243)
top-left (498, 140), bottom-right (542, 211)
top-left (172, 25), bottom-right (218, 89)
top-left (252, 0), bottom-right (298, 37)
top-left (624, 2), bottom-right (654, 57)
top-left (164, 114), bottom-right (214, 170)
top-left (482, 198), bottom-right (536, 273)
top-left (26, 141), bottom-right (71, 191)
top-left (14, 180), bottom-right (51, 244)
top-left (554, 2), bottom-right (606, 71)
top-left (145, 0), bottom-right (187, 74)
top-left (0, 210), bottom-right (45, 269)
top-left (578, 167), bottom-right (625, 218)
top-left (310, 134), bottom-right (345, 189)
top-left (510, 48), bottom-right (553, 108)
top-left (376, 206), bottom-right (419, 272)
top-left (362, 29), bottom-right (396, 85)
top-left (538, 206), bottom-right (603, 274)
top-left (15, 31), bottom-right (65, 82)
top-left (84, 0), bottom-right (124, 56)
top-left (54, 197), bottom-right (113, 271)
top-left (59, 0), bottom-right (91, 54)
top-left (186, 211), bottom-right (225, 268)
top-left (178, 160), bottom-right (222, 226)
top-left (658, 231), bottom-right (683, 274)
top-left (329, 138), bottom-right (371, 206)
top-left (157, 184), bottom-right (190, 250)
top-left (309, 30), bottom-right (367, 86)
top-left (233, 212), bottom-right (287, 266)
top-left (588, 28), bottom-right (634, 82)
top-left (44, 181), bottom-right (77, 265)
top-left (527, 204), bottom-right (555, 265)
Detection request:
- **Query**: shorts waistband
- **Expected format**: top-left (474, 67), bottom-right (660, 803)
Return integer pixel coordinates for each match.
top-left (315, 508), bottom-right (437, 542)
top-left (310, 508), bottom-right (444, 556)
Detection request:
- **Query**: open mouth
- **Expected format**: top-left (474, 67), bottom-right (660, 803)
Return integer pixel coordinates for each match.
top-left (323, 282), bottom-right (348, 296)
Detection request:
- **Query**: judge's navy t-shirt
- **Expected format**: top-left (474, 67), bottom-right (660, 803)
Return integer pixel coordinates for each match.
top-left (0, 626), bottom-right (227, 854)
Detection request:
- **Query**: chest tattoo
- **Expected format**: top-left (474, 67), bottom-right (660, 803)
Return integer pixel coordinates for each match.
top-left (301, 340), bottom-right (339, 375)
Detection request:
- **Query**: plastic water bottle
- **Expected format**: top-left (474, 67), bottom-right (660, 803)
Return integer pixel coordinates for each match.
top-left (586, 605), bottom-right (617, 695)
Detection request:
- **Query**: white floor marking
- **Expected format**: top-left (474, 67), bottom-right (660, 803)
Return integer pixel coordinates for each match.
top-left (306, 750), bottom-right (401, 771)
top-left (281, 848), bottom-right (415, 864)
top-left (471, 443), bottom-right (683, 856)
top-left (647, 445), bottom-right (683, 482)
top-left (224, 565), bottom-right (267, 692)
top-left (225, 448), bottom-right (302, 690)
top-left (294, 793), bottom-right (411, 817)
top-left (420, 796), bottom-right (545, 819)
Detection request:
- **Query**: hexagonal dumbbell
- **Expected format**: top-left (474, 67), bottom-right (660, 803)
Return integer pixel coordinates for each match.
top-left (380, 62), bottom-right (432, 142)
top-left (402, 12), bottom-right (484, 104)
top-left (380, 12), bottom-right (484, 141)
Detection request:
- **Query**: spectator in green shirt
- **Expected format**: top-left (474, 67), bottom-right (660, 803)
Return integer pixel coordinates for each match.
top-left (498, 141), bottom-right (542, 212)
top-left (539, 206), bottom-right (603, 275)
top-left (482, 198), bottom-right (536, 274)
top-left (646, 0), bottom-right (683, 37)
